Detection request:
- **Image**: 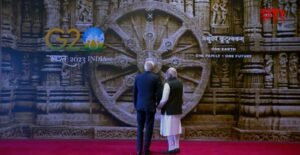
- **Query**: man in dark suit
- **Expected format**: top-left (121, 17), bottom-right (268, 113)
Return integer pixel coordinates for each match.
top-left (133, 61), bottom-right (162, 155)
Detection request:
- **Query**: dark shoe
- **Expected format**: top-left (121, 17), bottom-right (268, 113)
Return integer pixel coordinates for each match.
top-left (174, 148), bottom-right (180, 153)
top-left (162, 150), bottom-right (169, 154)
top-left (162, 149), bottom-right (177, 154)
top-left (144, 150), bottom-right (151, 154)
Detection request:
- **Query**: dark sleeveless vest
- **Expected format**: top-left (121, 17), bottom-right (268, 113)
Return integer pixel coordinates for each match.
top-left (161, 78), bottom-right (183, 115)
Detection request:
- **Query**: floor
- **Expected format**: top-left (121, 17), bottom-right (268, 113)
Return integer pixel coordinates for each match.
top-left (0, 139), bottom-right (299, 155)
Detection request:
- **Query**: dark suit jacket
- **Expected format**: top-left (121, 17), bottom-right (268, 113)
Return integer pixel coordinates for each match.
top-left (133, 71), bottom-right (162, 112)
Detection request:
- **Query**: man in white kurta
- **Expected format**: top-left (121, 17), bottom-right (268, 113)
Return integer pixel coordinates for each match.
top-left (158, 68), bottom-right (183, 154)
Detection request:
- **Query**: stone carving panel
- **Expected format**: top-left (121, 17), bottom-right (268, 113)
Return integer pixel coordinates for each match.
top-left (288, 53), bottom-right (299, 88)
top-left (277, 0), bottom-right (298, 36)
top-left (76, 0), bottom-right (93, 25)
top-left (0, 125), bottom-right (31, 138)
top-left (33, 127), bottom-right (93, 138)
top-left (264, 54), bottom-right (274, 88)
top-left (278, 53), bottom-right (288, 88)
top-left (211, 0), bottom-right (229, 34)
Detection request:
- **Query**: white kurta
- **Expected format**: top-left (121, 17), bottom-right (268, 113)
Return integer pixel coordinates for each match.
top-left (159, 83), bottom-right (182, 136)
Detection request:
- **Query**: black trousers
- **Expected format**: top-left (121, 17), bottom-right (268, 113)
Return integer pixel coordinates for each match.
top-left (136, 110), bottom-right (155, 153)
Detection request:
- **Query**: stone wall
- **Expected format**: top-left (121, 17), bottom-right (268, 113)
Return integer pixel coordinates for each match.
top-left (1, 0), bottom-right (300, 141)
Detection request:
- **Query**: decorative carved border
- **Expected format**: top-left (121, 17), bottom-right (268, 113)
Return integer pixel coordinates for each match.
top-left (1, 125), bottom-right (300, 141)
top-left (32, 126), bottom-right (94, 139)
top-left (0, 125), bottom-right (31, 138)
top-left (233, 127), bottom-right (300, 141)
top-left (184, 126), bottom-right (233, 140)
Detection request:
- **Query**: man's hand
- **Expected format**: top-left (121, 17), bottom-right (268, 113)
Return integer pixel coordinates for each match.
top-left (157, 103), bottom-right (163, 109)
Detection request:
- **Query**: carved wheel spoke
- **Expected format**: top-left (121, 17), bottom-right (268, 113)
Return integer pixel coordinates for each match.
top-left (178, 74), bottom-right (199, 84)
top-left (109, 23), bottom-right (142, 53)
top-left (157, 15), bottom-right (170, 44)
top-left (105, 43), bottom-right (136, 58)
top-left (143, 10), bottom-right (156, 50)
top-left (157, 25), bottom-right (188, 54)
top-left (112, 72), bottom-right (137, 101)
top-left (131, 17), bottom-right (143, 45)
top-left (163, 43), bottom-right (197, 58)
top-left (100, 68), bottom-right (137, 83)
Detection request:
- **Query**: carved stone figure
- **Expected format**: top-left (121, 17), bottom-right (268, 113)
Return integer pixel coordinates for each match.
top-left (277, 0), bottom-right (297, 36)
top-left (221, 60), bottom-right (230, 88)
top-left (211, 0), bottom-right (229, 34)
top-left (47, 74), bottom-right (60, 86)
top-left (20, 54), bottom-right (31, 85)
top-left (235, 62), bottom-right (243, 88)
top-left (219, 0), bottom-right (228, 25)
top-left (278, 53), bottom-right (288, 88)
top-left (211, 0), bottom-right (228, 25)
top-left (211, 0), bottom-right (221, 25)
top-left (1, 51), bottom-right (17, 87)
top-left (72, 67), bottom-right (84, 86)
top-left (211, 60), bottom-right (222, 87)
top-left (264, 54), bottom-right (274, 88)
top-left (289, 53), bottom-right (299, 88)
top-left (291, 2), bottom-right (297, 15)
top-left (31, 55), bottom-right (40, 87)
top-left (1, 73), bottom-right (11, 88)
top-left (61, 64), bottom-right (71, 86)
top-left (61, 0), bottom-right (70, 30)
top-left (76, 0), bottom-right (93, 24)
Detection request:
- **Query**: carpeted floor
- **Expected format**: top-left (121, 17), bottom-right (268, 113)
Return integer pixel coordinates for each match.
top-left (0, 140), bottom-right (299, 155)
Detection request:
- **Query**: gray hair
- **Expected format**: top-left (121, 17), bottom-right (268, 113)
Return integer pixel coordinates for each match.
top-left (144, 61), bottom-right (155, 71)
top-left (166, 67), bottom-right (177, 79)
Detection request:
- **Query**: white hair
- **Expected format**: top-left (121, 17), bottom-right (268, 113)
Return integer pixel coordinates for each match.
top-left (144, 61), bottom-right (155, 71)
top-left (166, 67), bottom-right (177, 79)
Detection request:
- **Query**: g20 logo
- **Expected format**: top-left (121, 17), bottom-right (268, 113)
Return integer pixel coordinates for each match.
top-left (45, 27), bottom-right (105, 52)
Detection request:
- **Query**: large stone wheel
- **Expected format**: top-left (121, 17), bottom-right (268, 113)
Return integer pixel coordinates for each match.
top-left (90, 1), bottom-right (210, 126)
